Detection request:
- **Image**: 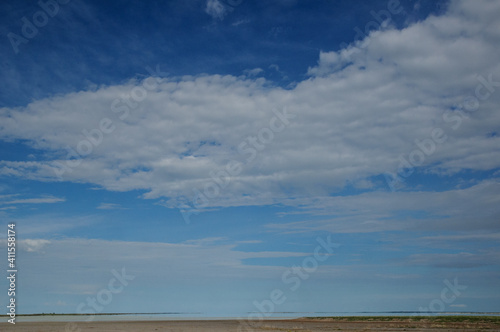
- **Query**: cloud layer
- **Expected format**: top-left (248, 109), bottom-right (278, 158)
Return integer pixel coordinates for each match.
top-left (0, 0), bottom-right (499, 218)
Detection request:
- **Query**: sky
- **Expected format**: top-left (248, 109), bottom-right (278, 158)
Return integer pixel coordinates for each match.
top-left (0, 0), bottom-right (499, 317)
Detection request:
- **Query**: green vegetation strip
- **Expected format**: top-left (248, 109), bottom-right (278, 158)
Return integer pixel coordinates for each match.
top-left (304, 316), bottom-right (500, 323)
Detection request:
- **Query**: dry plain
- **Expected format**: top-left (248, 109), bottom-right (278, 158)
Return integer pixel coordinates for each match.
top-left (1, 316), bottom-right (500, 331)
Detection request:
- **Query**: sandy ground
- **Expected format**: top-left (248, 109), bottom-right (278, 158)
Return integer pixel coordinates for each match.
top-left (1, 318), bottom-right (500, 331)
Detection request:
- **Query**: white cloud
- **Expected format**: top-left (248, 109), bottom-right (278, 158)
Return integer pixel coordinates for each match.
top-left (0, 239), bottom-right (51, 254)
top-left (0, 236), bottom-right (389, 313)
top-left (421, 233), bottom-right (500, 241)
top-left (97, 202), bottom-right (124, 210)
top-left (0, 237), bottom-right (319, 294)
top-left (205, 0), bottom-right (227, 20)
top-left (268, 180), bottom-right (500, 233)
top-left (243, 68), bottom-right (264, 76)
top-left (3, 196), bottom-right (65, 205)
top-left (7, 213), bottom-right (102, 237)
top-left (405, 251), bottom-right (500, 268)
top-left (0, 0), bottom-right (499, 217)
top-left (232, 19), bottom-right (250, 26)
top-left (237, 240), bottom-right (263, 244)
top-left (0, 194), bottom-right (65, 206)
top-left (0, 194), bottom-right (19, 199)
top-left (5, 239), bottom-right (52, 252)
top-left (0, 234), bottom-right (495, 313)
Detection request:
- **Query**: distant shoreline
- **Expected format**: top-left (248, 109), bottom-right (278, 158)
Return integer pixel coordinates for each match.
top-left (303, 315), bottom-right (500, 322)
top-left (1, 312), bottom-right (201, 317)
top-left (3, 312), bottom-right (500, 318)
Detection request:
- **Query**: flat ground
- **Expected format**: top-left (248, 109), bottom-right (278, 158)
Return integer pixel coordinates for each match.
top-left (1, 316), bottom-right (499, 331)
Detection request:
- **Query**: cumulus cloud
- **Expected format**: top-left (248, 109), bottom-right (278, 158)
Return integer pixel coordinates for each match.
top-left (0, 0), bottom-right (499, 218)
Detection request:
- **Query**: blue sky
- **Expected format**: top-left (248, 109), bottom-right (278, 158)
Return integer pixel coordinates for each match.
top-left (0, 0), bottom-right (499, 317)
